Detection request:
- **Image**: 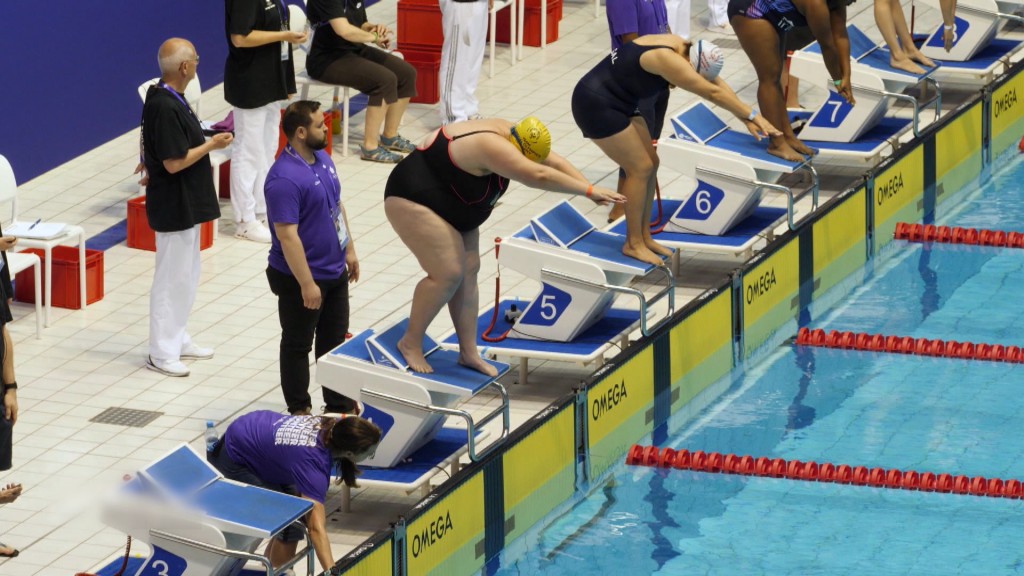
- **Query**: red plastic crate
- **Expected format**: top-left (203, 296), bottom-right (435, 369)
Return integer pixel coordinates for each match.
top-left (14, 246), bottom-right (104, 309)
top-left (496, 0), bottom-right (561, 47)
top-left (126, 196), bottom-right (214, 252)
top-left (406, 50), bottom-right (442, 104)
top-left (397, 0), bottom-right (443, 52)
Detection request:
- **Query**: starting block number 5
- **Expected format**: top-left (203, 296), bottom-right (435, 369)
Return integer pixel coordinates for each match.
top-left (519, 284), bottom-right (572, 327)
top-left (140, 548), bottom-right (188, 576)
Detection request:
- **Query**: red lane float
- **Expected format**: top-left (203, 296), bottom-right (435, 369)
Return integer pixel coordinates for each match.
top-left (894, 222), bottom-right (1024, 248)
top-left (625, 445), bottom-right (1024, 499)
top-left (794, 327), bottom-right (1024, 364)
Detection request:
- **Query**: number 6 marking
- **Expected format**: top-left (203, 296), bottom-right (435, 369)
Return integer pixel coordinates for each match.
top-left (695, 190), bottom-right (712, 214)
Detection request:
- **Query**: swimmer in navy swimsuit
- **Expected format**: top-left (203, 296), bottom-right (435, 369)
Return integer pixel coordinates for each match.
top-left (729, 0), bottom-right (854, 161)
top-left (571, 33), bottom-right (780, 266)
top-left (383, 118), bottom-right (625, 375)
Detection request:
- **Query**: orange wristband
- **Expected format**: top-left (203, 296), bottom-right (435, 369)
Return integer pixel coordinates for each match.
top-left (585, 184), bottom-right (593, 197)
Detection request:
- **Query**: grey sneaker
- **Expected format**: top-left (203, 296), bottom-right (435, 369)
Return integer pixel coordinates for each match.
top-left (380, 133), bottom-right (416, 154)
top-left (360, 145), bottom-right (402, 163)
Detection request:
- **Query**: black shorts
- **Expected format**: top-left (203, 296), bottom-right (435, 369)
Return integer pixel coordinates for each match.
top-left (571, 83), bottom-right (636, 140)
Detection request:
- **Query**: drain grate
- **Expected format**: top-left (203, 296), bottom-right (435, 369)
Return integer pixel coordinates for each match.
top-left (90, 407), bottom-right (164, 428)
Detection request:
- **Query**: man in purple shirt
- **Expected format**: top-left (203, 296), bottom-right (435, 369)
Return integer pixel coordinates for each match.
top-left (265, 100), bottom-right (360, 416)
top-left (604, 0), bottom-right (671, 222)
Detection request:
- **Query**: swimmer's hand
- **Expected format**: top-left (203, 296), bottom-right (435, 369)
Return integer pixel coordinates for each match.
top-left (943, 26), bottom-right (955, 52)
top-left (588, 186), bottom-right (626, 206)
top-left (837, 78), bottom-right (856, 105)
top-left (743, 115), bottom-right (783, 141)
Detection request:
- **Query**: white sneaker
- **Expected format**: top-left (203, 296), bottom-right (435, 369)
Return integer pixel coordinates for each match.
top-left (235, 220), bottom-right (272, 243)
top-left (180, 343), bottom-right (214, 360)
top-left (146, 355), bottom-right (190, 377)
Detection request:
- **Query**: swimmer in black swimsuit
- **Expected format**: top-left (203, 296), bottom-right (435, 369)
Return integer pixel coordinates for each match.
top-left (729, 0), bottom-right (854, 161)
top-left (571, 33), bottom-right (780, 266)
top-left (384, 117), bottom-right (625, 376)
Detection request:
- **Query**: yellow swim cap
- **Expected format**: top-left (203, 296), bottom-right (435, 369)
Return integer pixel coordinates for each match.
top-left (508, 116), bottom-right (551, 162)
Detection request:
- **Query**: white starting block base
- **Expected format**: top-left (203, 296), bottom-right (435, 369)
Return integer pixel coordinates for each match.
top-left (792, 113), bottom-right (913, 167)
top-left (609, 203), bottom-right (789, 260)
top-left (929, 38), bottom-right (1024, 87)
top-left (440, 299), bottom-right (642, 384)
top-left (335, 427), bottom-right (489, 513)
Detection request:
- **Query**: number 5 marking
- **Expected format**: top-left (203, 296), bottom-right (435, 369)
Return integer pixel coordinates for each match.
top-left (540, 294), bottom-right (558, 320)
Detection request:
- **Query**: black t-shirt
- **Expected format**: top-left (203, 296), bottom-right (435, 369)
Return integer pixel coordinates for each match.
top-left (306, 0), bottom-right (369, 79)
top-left (224, 0), bottom-right (297, 108)
top-left (142, 86), bottom-right (221, 233)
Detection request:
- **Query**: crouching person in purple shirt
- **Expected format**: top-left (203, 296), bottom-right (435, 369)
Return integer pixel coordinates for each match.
top-left (265, 100), bottom-right (360, 416)
top-left (209, 410), bottom-right (381, 572)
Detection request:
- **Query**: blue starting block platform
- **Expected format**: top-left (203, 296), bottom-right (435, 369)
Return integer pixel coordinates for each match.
top-left (318, 321), bottom-right (511, 469)
top-left (101, 445), bottom-right (314, 576)
top-left (439, 299), bottom-right (642, 384)
top-left (608, 203), bottom-right (789, 259)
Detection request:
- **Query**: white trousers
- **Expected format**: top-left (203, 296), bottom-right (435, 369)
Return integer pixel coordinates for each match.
top-left (439, 0), bottom-right (488, 125)
top-left (666, 0), bottom-right (692, 39)
top-left (230, 102), bottom-right (278, 223)
top-left (149, 226), bottom-right (201, 362)
top-left (708, 0), bottom-right (729, 27)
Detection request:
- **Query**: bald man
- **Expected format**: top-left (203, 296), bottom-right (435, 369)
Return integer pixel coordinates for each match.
top-left (141, 38), bottom-right (232, 377)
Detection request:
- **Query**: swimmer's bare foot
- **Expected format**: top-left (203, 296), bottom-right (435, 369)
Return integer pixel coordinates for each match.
top-left (891, 55), bottom-right (926, 75)
top-left (645, 237), bottom-right (673, 258)
top-left (786, 136), bottom-right (816, 157)
top-left (397, 337), bottom-right (433, 373)
top-left (908, 50), bottom-right (935, 68)
top-left (607, 204), bottom-right (625, 223)
top-left (459, 353), bottom-right (498, 377)
top-left (623, 243), bottom-right (663, 266)
top-left (767, 142), bottom-right (806, 162)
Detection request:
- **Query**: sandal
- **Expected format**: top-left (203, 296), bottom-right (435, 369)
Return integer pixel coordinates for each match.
top-left (0, 542), bottom-right (18, 558)
top-left (380, 133), bottom-right (416, 154)
top-left (359, 145), bottom-right (402, 164)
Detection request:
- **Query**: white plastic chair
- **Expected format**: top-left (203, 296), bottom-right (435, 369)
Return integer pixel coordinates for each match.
top-left (489, 0), bottom-right (517, 78)
top-left (3, 251), bottom-right (42, 340)
top-left (0, 154), bottom-right (84, 330)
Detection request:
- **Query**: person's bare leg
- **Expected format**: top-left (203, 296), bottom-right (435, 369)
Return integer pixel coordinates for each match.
top-left (1, 326), bottom-right (13, 385)
top-left (268, 538), bottom-right (297, 570)
top-left (446, 229), bottom-right (497, 377)
top-left (631, 119), bottom-right (672, 258)
top-left (874, 0), bottom-right (926, 73)
top-left (892, 2), bottom-right (935, 67)
top-left (363, 103), bottom-right (387, 150)
top-left (608, 173), bottom-right (626, 223)
top-left (382, 97), bottom-right (411, 139)
top-left (733, 16), bottom-right (810, 160)
top-left (592, 127), bottom-right (663, 265)
top-left (386, 197), bottom-right (467, 373)
top-left (783, 69), bottom-right (802, 109)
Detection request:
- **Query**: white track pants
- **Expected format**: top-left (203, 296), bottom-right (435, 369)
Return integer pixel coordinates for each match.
top-left (149, 226), bottom-right (201, 362)
top-left (230, 102), bottom-right (278, 223)
top-left (439, 0), bottom-right (488, 125)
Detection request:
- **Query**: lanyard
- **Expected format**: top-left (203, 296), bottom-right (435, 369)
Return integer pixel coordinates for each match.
top-left (284, 145), bottom-right (347, 249)
top-left (158, 82), bottom-right (200, 124)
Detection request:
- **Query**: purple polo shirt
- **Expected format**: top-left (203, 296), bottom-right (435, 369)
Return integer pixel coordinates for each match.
top-left (606, 0), bottom-right (670, 50)
top-left (265, 147), bottom-right (347, 280)
top-left (223, 411), bottom-right (333, 503)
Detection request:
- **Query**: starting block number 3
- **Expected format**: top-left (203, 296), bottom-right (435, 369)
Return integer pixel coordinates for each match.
top-left (140, 548), bottom-right (188, 576)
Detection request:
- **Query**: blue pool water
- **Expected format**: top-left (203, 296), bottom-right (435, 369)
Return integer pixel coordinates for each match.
top-left (493, 157), bottom-right (1024, 575)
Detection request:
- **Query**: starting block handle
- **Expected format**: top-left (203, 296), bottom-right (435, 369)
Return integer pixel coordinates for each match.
top-left (541, 265), bottom-right (676, 337)
top-left (361, 381), bottom-right (511, 462)
top-left (881, 77), bottom-right (942, 137)
top-left (150, 526), bottom-right (316, 576)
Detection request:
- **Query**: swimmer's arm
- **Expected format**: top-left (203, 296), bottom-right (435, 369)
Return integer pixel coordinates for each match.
top-left (479, 138), bottom-right (590, 195)
top-left (830, 5), bottom-right (851, 82)
top-left (939, 0), bottom-right (955, 28)
top-left (540, 151), bottom-right (588, 185)
top-left (795, 0), bottom-right (844, 82)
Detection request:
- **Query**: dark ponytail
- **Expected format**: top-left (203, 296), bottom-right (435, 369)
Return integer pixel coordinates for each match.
top-left (328, 416), bottom-right (382, 487)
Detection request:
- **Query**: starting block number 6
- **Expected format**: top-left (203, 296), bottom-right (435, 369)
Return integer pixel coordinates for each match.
top-left (678, 182), bottom-right (725, 222)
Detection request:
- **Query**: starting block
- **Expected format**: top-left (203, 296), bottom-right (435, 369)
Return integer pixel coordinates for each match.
top-left (920, 0), bottom-right (1023, 62)
top-left (497, 200), bottom-right (674, 341)
top-left (658, 102), bottom-right (819, 235)
top-left (101, 444), bottom-right (314, 576)
top-left (316, 320), bottom-right (511, 468)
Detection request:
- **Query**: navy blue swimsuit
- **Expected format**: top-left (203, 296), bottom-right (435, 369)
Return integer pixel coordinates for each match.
top-left (728, 0), bottom-right (808, 34)
top-left (571, 42), bottom-right (674, 139)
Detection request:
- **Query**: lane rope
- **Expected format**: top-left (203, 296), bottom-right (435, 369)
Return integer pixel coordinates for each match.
top-left (794, 327), bottom-right (1024, 362)
top-left (894, 222), bottom-right (1024, 247)
top-left (625, 445), bottom-right (1024, 499)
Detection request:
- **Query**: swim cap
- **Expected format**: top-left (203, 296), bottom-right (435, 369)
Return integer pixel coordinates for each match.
top-left (690, 39), bottom-right (725, 81)
top-left (508, 116), bottom-right (551, 162)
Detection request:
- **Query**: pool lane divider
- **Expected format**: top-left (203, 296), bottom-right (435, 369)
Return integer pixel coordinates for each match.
top-left (625, 445), bottom-right (1024, 499)
top-left (794, 327), bottom-right (1024, 362)
top-left (894, 222), bottom-right (1024, 247)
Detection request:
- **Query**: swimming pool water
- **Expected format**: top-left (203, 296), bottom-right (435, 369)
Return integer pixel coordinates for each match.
top-left (492, 155), bottom-right (1024, 575)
